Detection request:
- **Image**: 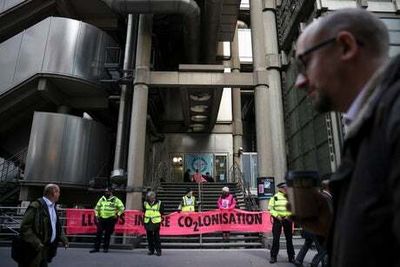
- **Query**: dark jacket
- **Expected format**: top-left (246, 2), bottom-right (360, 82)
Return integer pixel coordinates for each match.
top-left (329, 55), bottom-right (400, 266)
top-left (20, 198), bottom-right (67, 262)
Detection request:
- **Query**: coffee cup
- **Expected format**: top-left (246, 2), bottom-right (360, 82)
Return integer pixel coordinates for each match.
top-left (285, 170), bottom-right (320, 219)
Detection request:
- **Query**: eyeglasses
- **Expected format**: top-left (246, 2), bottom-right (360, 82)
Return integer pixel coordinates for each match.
top-left (295, 37), bottom-right (337, 75)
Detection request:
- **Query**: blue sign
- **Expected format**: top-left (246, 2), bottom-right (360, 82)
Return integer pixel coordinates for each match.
top-left (185, 154), bottom-right (213, 176)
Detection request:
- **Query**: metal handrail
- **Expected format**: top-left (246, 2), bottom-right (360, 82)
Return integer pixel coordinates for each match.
top-left (151, 161), bottom-right (169, 191)
top-left (229, 162), bottom-right (259, 211)
top-left (197, 181), bottom-right (203, 246)
top-left (0, 147), bottom-right (28, 182)
top-left (0, 206), bottom-right (139, 246)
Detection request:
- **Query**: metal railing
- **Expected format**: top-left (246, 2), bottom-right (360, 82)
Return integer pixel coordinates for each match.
top-left (150, 161), bottom-right (170, 191)
top-left (0, 206), bottom-right (139, 248)
top-left (0, 147), bottom-right (27, 182)
top-left (229, 162), bottom-right (259, 211)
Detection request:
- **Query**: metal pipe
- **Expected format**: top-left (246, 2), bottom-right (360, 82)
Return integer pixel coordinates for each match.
top-left (232, 22), bottom-right (243, 166)
top-left (112, 14), bottom-right (138, 179)
top-left (101, 0), bottom-right (200, 63)
top-left (126, 14), bottom-right (153, 210)
top-left (203, 0), bottom-right (224, 63)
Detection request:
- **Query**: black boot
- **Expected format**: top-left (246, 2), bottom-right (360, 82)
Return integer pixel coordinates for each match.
top-left (269, 257), bottom-right (277, 263)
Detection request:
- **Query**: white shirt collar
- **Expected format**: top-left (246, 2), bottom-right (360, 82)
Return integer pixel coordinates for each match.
top-left (42, 196), bottom-right (54, 207)
top-left (343, 87), bottom-right (368, 127)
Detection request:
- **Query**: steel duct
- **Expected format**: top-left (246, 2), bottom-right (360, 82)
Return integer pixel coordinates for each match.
top-left (101, 0), bottom-right (200, 63)
top-left (203, 0), bottom-right (223, 63)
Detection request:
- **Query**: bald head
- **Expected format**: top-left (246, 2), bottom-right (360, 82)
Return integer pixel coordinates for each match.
top-left (307, 8), bottom-right (389, 60)
top-left (295, 8), bottom-right (390, 112)
top-left (43, 183), bottom-right (60, 203)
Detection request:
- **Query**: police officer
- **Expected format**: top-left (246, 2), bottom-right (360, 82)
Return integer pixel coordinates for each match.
top-left (268, 182), bottom-right (294, 264)
top-left (144, 191), bottom-right (164, 256)
top-left (90, 188), bottom-right (124, 253)
top-left (178, 188), bottom-right (196, 212)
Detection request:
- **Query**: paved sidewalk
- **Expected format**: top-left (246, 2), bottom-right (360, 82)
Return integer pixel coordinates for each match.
top-left (1, 247), bottom-right (318, 267)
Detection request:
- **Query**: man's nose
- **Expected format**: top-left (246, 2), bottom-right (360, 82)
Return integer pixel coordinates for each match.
top-left (295, 73), bottom-right (308, 89)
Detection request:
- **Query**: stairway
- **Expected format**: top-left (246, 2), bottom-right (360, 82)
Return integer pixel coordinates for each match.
top-left (139, 182), bottom-right (264, 249)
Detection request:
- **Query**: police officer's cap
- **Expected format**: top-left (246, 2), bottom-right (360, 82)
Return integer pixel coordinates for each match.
top-left (276, 182), bottom-right (287, 188)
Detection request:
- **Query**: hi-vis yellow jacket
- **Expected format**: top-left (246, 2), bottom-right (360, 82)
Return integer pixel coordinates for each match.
top-left (268, 191), bottom-right (292, 218)
top-left (95, 196), bottom-right (125, 219)
top-left (144, 200), bottom-right (162, 224)
top-left (179, 195), bottom-right (196, 212)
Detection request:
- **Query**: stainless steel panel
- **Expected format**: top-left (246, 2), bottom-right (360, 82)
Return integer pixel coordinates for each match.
top-left (2, 0), bottom-right (25, 12)
top-left (14, 18), bottom-right (49, 84)
top-left (0, 32), bottom-right (22, 93)
top-left (24, 112), bottom-right (110, 186)
top-left (42, 18), bottom-right (80, 75)
top-left (0, 17), bottom-right (118, 95)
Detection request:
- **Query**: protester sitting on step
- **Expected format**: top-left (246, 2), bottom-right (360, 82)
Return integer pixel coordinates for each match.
top-left (203, 172), bottom-right (214, 182)
top-left (192, 169), bottom-right (207, 183)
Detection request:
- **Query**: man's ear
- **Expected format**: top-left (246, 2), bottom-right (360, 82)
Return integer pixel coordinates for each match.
top-left (337, 31), bottom-right (359, 61)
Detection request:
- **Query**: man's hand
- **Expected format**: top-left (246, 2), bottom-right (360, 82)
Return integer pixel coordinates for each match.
top-left (118, 214), bottom-right (125, 224)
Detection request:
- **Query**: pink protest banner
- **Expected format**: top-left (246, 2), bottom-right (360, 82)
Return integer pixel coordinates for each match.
top-left (65, 209), bottom-right (272, 235)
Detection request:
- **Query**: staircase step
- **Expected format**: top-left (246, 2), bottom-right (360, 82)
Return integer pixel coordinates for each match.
top-left (146, 182), bottom-right (263, 249)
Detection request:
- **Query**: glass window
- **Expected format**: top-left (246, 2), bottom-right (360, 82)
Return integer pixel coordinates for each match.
top-left (215, 155), bottom-right (227, 182)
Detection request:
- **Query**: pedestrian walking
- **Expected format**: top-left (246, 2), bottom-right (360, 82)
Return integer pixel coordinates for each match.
top-left (17, 184), bottom-right (68, 267)
top-left (293, 8), bottom-right (400, 266)
top-left (90, 188), bottom-right (124, 253)
top-left (294, 230), bottom-right (327, 267)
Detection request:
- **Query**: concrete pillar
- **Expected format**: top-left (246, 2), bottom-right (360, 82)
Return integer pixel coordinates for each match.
top-left (126, 14), bottom-right (153, 210)
top-left (250, 0), bottom-right (274, 212)
top-left (112, 14), bottom-right (137, 177)
top-left (231, 24), bottom-right (243, 167)
top-left (262, 0), bottom-right (287, 183)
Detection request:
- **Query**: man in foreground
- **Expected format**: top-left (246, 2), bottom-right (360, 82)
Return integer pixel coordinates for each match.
top-left (19, 184), bottom-right (68, 267)
top-left (294, 8), bottom-right (400, 266)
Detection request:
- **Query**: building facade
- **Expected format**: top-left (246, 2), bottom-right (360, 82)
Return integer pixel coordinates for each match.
top-left (0, 0), bottom-right (398, 208)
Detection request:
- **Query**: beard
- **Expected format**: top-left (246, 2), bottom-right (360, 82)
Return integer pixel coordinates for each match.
top-left (313, 90), bottom-right (333, 113)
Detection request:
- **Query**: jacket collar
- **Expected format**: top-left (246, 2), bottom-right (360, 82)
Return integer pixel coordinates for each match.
top-left (344, 63), bottom-right (387, 140)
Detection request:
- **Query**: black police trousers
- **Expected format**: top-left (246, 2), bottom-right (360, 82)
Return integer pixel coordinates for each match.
top-left (94, 217), bottom-right (117, 250)
top-left (270, 217), bottom-right (295, 259)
